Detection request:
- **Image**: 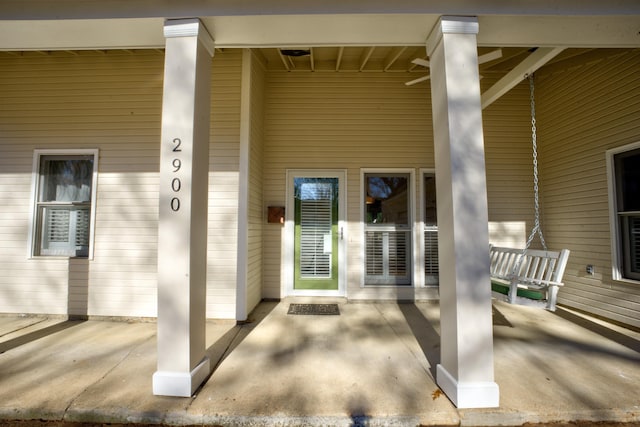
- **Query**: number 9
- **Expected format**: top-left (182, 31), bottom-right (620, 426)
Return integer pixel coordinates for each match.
top-left (172, 158), bottom-right (181, 172)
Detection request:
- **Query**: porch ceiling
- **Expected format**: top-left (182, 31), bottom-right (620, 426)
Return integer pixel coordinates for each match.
top-left (255, 45), bottom-right (594, 75)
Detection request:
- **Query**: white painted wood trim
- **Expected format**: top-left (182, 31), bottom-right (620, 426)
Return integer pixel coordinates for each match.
top-left (152, 357), bottom-right (210, 397)
top-left (606, 140), bottom-right (640, 283)
top-left (437, 364), bottom-right (499, 408)
top-left (480, 47), bottom-right (565, 109)
top-left (418, 168), bottom-right (437, 288)
top-left (163, 18), bottom-right (215, 56)
top-left (284, 169), bottom-right (347, 297)
top-left (235, 49), bottom-right (252, 321)
top-left (28, 148), bottom-right (99, 260)
top-left (427, 16), bottom-right (478, 58)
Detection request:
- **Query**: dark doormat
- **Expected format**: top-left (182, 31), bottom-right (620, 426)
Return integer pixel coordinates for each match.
top-left (287, 303), bottom-right (340, 315)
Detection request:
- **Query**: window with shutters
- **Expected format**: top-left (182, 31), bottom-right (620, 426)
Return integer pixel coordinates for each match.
top-left (364, 172), bottom-right (412, 286)
top-left (422, 172), bottom-right (439, 286)
top-left (30, 150), bottom-right (98, 258)
top-left (608, 143), bottom-right (640, 281)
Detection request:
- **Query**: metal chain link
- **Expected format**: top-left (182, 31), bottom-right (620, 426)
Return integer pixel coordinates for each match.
top-left (512, 74), bottom-right (547, 277)
top-left (525, 73), bottom-right (547, 252)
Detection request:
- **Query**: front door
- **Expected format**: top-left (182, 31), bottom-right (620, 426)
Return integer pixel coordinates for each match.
top-left (287, 171), bottom-right (345, 296)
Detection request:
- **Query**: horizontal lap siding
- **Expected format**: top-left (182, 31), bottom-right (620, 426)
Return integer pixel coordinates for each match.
top-left (263, 71), bottom-right (531, 299)
top-left (482, 76), bottom-right (536, 248)
top-left (537, 49), bottom-right (640, 328)
top-left (0, 50), bottom-right (163, 316)
top-left (248, 51), bottom-right (265, 312)
top-left (207, 50), bottom-right (241, 319)
top-left (0, 50), bottom-right (242, 319)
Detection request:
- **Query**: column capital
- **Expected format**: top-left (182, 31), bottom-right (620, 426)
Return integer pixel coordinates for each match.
top-left (427, 15), bottom-right (478, 56)
top-left (164, 18), bottom-right (215, 57)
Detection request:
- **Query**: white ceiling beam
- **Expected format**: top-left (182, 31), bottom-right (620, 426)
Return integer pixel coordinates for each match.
top-left (477, 48), bottom-right (502, 64)
top-left (481, 47), bottom-right (565, 109)
top-left (383, 46), bottom-right (407, 71)
top-left (277, 49), bottom-right (291, 71)
top-left (0, 15), bottom-right (639, 51)
top-left (335, 46), bottom-right (344, 71)
top-left (310, 47), bottom-right (315, 71)
top-left (359, 46), bottom-right (375, 71)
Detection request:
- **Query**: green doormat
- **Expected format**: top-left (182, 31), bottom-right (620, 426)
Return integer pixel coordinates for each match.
top-left (287, 303), bottom-right (340, 315)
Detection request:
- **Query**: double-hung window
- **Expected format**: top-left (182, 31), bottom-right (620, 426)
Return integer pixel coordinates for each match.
top-left (608, 143), bottom-right (640, 281)
top-left (30, 150), bottom-right (98, 258)
top-left (364, 172), bottom-right (412, 286)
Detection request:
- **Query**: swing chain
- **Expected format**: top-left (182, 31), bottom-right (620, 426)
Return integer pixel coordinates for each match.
top-left (511, 74), bottom-right (547, 279)
top-left (525, 73), bottom-right (547, 252)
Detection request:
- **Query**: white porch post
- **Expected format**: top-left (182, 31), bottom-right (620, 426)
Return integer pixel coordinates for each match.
top-left (426, 16), bottom-right (499, 408)
top-left (153, 18), bottom-right (214, 397)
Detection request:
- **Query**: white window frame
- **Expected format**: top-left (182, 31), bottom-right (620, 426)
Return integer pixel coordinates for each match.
top-left (418, 168), bottom-right (439, 288)
top-left (606, 141), bottom-right (640, 283)
top-left (360, 168), bottom-right (415, 287)
top-left (28, 149), bottom-right (99, 259)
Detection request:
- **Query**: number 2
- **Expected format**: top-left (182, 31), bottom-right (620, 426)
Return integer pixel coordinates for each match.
top-left (172, 138), bottom-right (182, 152)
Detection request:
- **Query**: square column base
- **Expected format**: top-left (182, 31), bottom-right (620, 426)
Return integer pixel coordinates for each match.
top-left (437, 364), bottom-right (499, 408)
top-left (153, 357), bottom-right (211, 397)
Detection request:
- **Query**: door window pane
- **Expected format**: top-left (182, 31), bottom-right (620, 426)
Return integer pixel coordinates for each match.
top-left (364, 173), bottom-right (411, 286)
top-left (365, 175), bottom-right (409, 225)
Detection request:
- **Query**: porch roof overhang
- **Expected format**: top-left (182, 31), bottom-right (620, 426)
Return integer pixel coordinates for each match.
top-left (0, 0), bottom-right (639, 51)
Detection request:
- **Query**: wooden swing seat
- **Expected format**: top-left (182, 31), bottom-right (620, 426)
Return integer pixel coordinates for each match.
top-left (489, 245), bottom-right (570, 311)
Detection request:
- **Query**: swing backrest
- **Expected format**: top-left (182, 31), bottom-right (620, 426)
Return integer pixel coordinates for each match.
top-left (489, 245), bottom-right (570, 286)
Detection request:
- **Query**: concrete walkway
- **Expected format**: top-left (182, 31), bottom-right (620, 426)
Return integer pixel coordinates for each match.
top-left (0, 300), bottom-right (639, 426)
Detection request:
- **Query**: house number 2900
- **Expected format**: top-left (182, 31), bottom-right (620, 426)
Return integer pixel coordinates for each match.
top-left (170, 138), bottom-right (182, 212)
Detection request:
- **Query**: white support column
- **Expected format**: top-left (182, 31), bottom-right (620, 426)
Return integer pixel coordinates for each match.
top-left (153, 18), bottom-right (215, 397)
top-left (426, 16), bottom-right (499, 408)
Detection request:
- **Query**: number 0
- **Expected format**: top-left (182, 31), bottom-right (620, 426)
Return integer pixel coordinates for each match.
top-left (171, 178), bottom-right (181, 192)
top-left (171, 198), bottom-right (180, 212)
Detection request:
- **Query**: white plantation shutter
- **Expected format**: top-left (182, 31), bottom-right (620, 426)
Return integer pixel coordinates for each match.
top-left (424, 226), bottom-right (439, 285)
top-left (299, 183), bottom-right (333, 278)
top-left (365, 230), bottom-right (410, 285)
top-left (74, 208), bottom-right (90, 248)
top-left (40, 206), bottom-right (90, 256)
top-left (44, 208), bottom-right (70, 244)
top-left (625, 215), bottom-right (640, 277)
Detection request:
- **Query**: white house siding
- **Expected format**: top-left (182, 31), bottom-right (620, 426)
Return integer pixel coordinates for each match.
top-left (537, 49), bottom-right (640, 328)
top-left (0, 50), bottom-right (163, 317)
top-left (207, 50), bottom-right (242, 319)
top-left (262, 71), bottom-right (533, 300)
top-left (247, 52), bottom-right (266, 311)
top-left (0, 50), bottom-right (243, 319)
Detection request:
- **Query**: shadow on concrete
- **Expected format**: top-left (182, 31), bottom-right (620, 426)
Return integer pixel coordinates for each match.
top-left (554, 307), bottom-right (640, 354)
top-left (0, 320), bottom-right (85, 354)
top-left (203, 301), bottom-right (277, 378)
top-left (398, 303), bottom-right (441, 379)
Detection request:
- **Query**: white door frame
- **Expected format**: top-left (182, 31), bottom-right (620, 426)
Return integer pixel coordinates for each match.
top-left (283, 169), bottom-right (347, 297)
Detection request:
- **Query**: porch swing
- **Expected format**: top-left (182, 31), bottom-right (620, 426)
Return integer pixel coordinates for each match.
top-left (488, 74), bottom-right (570, 311)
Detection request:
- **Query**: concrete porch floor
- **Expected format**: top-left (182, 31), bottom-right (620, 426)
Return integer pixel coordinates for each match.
top-left (0, 299), bottom-right (639, 426)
